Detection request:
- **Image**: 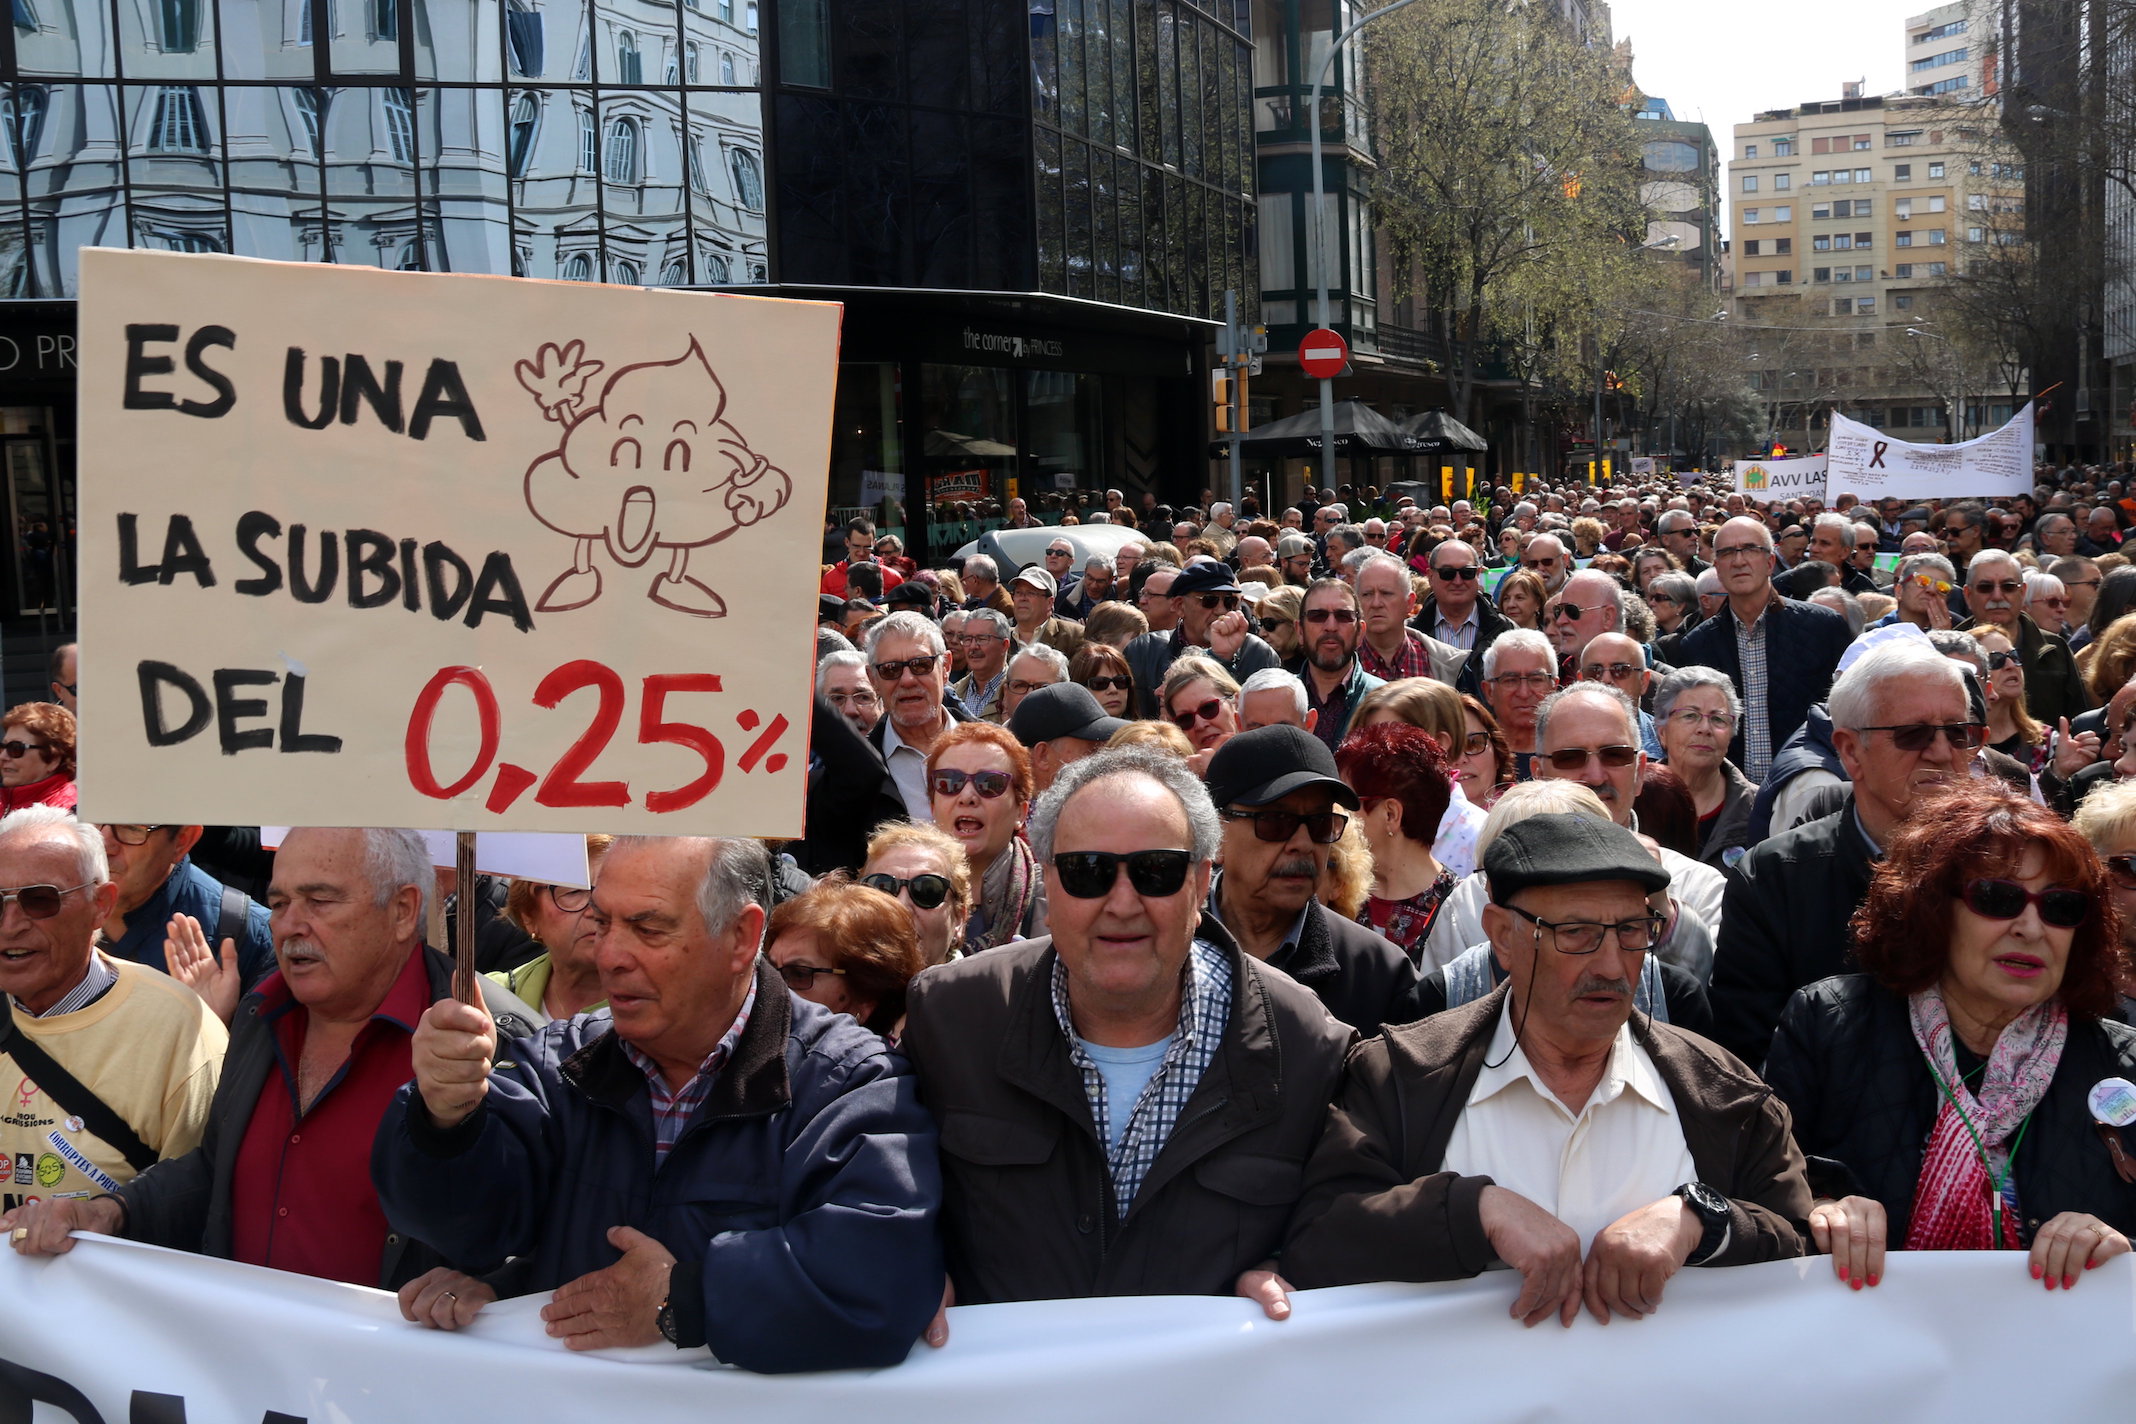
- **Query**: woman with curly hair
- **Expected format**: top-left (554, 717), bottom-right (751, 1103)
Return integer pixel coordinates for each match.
top-left (1765, 781), bottom-right (2136, 1292)
top-left (0, 702), bottom-right (76, 813)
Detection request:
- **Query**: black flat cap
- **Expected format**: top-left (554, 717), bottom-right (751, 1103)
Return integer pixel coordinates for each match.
top-left (1169, 562), bottom-right (1243, 597)
top-left (1204, 724), bottom-right (1360, 810)
top-left (1008, 683), bottom-right (1128, 747)
top-left (1483, 812), bottom-right (1671, 901)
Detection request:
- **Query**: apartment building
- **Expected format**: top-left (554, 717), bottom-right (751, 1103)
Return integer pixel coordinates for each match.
top-left (1905, 1), bottom-right (1995, 99)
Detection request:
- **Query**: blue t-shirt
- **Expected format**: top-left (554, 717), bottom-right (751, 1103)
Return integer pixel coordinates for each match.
top-left (1076, 1034), bottom-right (1176, 1151)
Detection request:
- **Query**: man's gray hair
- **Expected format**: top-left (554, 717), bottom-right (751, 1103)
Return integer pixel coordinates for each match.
top-left (1927, 628), bottom-right (1986, 674)
top-left (1812, 512), bottom-right (1855, 541)
top-left (816, 626), bottom-right (856, 661)
top-left (1340, 546), bottom-right (1372, 574)
top-left (963, 553), bottom-right (1000, 585)
top-left (2048, 554), bottom-right (2099, 583)
top-left (0, 805), bottom-right (108, 886)
top-left (1897, 552), bottom-right (1956, 585)
top-left (2038, 512), bottom-right (2075, 537)
top-left (964, 607), bottom-right (1013, 640)
top-left (1323, 503), bottom-right (1349, 520)
top-left (1966, 548), bottom-right (2021, 581)
top-left (1828, 640), bottom-right (1968, 732)
top-left (815, 649), bottom-right (870, 695)
top-left (1027, 746), bottom-right (1221, 865)
top-left (1513, 501), bottom-right (1538, 519)
top-left (1694, 568), bottom-right (1723, 595)
top-left (1808, 586), bottom-right (1866, 637)
top-left (1482, 627), bottom-right (1556, 679)
top-left (1329, 523), bottom-right (1366, 552)
top-left (1534, 681), bottom-right (1640, 750)
top-left (1651, 665), bottom-right (1742, 724)
top-left (1010, 642), bottom-right (1071, 680)
top-left (865, 610), bottom-right (947, 660)
top-left (1356, 551), bottom-right (1410, 585)
top-left (1236, 667), bottom-right (1308, 721)
top-left (1083, 556), bottom-right (1111, 574)
top-left (610, 835), bottom-right (771, 947)
top-left (361, 828), bottom-right (434, 926)
top-left (1211, 501), bottom-right (1233, 520)
top-left (2026, 572), bottom-right (2066, 602)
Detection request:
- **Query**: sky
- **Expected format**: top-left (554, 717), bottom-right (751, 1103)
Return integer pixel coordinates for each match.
top-left (1607, 0), bottom-right (1944, 228)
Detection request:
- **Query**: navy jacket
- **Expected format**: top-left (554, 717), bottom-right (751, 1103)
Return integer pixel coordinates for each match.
top-left (1677, 596), bottom-right (1853, 773)
top-left (1747, 703), bottom-right (1844, 843)
top-left (372, 958), bottom-right (942, 1374)
top-left (107, 856), bottom-right (276, 990)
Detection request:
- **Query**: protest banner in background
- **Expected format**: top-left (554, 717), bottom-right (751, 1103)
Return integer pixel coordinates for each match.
top-left (76, 250), bottom-right (840, 837)
top-left (1734, 454), bottom-right (1828, 501)
top-left (1827, 403), bottom-right (2036, 502)
top-left (2, 1238), bottom-right (2131, 1424)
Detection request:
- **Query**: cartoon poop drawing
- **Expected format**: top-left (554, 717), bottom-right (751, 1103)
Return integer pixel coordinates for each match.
top-left (518, 338), bottom-right (792, 617)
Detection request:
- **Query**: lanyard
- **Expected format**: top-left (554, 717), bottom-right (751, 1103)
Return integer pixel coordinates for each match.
top-left (1923, 1054), bottom-right (2035, 1246)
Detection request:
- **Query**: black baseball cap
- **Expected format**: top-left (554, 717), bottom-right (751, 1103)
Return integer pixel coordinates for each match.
top-left (884, 582), bottom-right (935, 611)
top-left (1204, 724), bottom-right (1360, 810)
top-left (1169, 562), bottom-right (1243, 597)
top-left (1483, 812), bottom-right (1670, 902)
top-left (1008, 683), bottom-right (1128, 748)
top-left (819, 593), bottom-right (847, 622)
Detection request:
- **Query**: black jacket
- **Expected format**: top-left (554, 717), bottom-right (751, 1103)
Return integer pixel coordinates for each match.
top-left (1409, 593), bottom-right (1514, 661)
top-left (900, 918), bottom-right (1354, 1304)
top-left (1709, 797), bottom-right (1878, 1068)
top-left (1210, 890), bottom-right (1425, 1038)
top-left (1765, 976), bottom-right (2136, 1244)
top-left (796, 692), bottom-right (971, 876)
top-left (1677, 595), bottom-right (1853, 772)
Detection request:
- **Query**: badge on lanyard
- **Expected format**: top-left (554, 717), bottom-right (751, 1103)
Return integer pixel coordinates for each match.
top-left (2088, 1078), bottom-right (2136, 1185)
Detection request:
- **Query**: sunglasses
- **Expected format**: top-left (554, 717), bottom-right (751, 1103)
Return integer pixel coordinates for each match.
top-left (0, 740), bottom-right (51, 759)
top-left (1581, 662), bottom-right (1643, 682)
top-left (1191, 593), bottom-right (1240, 611)
top-left (1908, 573), bottom-right (1955, 595)
top-left (2103, 854), bottom-right (2136, 891)
top-left (931, 769), bottom-right (1015, 799)
top-left (1860, 721), bottom-right (1986, 752)
top-left (1303, 607), bottom-right (1359, 624)
top-left (1541, 745), bottom-right (1640, 772)
top-left (1972, 580), bottom-right (2023, 596)
top-left (1552, 602), bottom-right (1609, 621)
top-left (1521, 559), bottom-right (1557, 570)
top-left (1461, 730), bottom-right (1492, 756)
top-left (1220, 808), bottom-right (1349, 844)
top-left (1083, 675), bottom-right (1133, 693)
top-left (1960, 877), bottom-right (2090, 929)
top-left (0, 882), bottom-right (92, 920)
top-left (776, 961), bottom-right (847, 990)
top-left (1052, 849), bottom-right (1195, 899)
top-left (872, 655), bottom-right (942, 680)
top-left (860, 871), bottom-right (954, 909)
top-left (1986, 650), bottom-right (2023, 670)
top-left (1171, 698), bottom-right (1226, 729)
top-left (1433, 565), bottom-right (1480, 581)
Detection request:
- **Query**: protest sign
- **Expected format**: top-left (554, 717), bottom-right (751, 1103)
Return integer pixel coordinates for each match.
top-left (2, 1237), bottom-right (2131, 1424)
top-left (1827, 404), bottom-right (2035, 502)
top-left (1734, 454), bottom-right (1828, 501)
top-left (76, 250), bottom-right (840, 837)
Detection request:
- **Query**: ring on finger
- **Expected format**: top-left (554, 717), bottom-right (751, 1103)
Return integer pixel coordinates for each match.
top-left (441, 1291), bottom-right (458, 1304)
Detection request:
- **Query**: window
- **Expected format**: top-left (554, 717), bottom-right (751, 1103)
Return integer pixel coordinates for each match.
top-left (1833, 297), bottom-right (1854, 314)
top-left (611, 258), bottom-right (641, 285)
top-left (1774, 173), bottom-right (1791, 190)
top-left (1857, 297), bottom-right (1876, 315)
top-left (1812, 170), bottom-right (1829, 185)
top-left (1967, 193), bottom-right (1985, 210)
top-left (1834, 170), bottom-right (1852, 185)
top-left (686, 134), bottom-right (707, 191)
top-left (396, 240), bottom-right (423, 270)
top-left (382, 89), bottom-right (414, 162)
top-left (605, 117), bottom-right (638, 183)
top-left (1894, 263), bottom-right (1913, 278)
top-left (1644, 140), bottom-right (1700, 172)
top-left (578, 109), bottom-right (596, 172)
top-left (1743, 143), bottom-right (1758, 159)
top-left (1927, 195), bottom-right (1946, 213)
top-left (157, 0), bottom-right (199, 51)
top-left (616, 29), bottom-right (642, 83)
top-left (1928, 229), bottom-right (1946, 245)
top-left (1833, 233), bottom-right (1853, 250)
top-left (1812, 202), bottom-right (1830, 220)
top-left (1888, 131), bottom-right (1920, 148)
top-left (1853, 199), bottom-right (1871, 216)
top-left (1853, 135), bottom-right (1871, 150)
top-left (728, 147), bottom-right (764, 209)
top-left (1916, 75), bottom-right (1969, 95)
top-left (1926, 261), bottom-right (1947, 276)
top-left (662, 260), bottom-right (687, 285)
top-left (1812, 136), bottom-right (1831, 155)
top-left (1834, 266), bottom-right (1852, 283)
top-left (1813, 234), bottom-right (1831, 251)
top-left (1855, 265), bottom-right (1872, 280)
top-left (1854, 232), bottom-right (1871, 249)
top-left (719, 49), bottom-right (736, 84)
top-left (508, 92), bottom-right (538, 176)
top-left (1774, 238), bottom-right (1791, 254)
top-left (1928, 161), bottom-right (1945, 179)
top-left (665, 48), bottom-right (678, 83)
top-left (1813, 266), bottom-right (1831, 283)
top-left (1741, 207), bottom-right (1760, 224)
top-left (1911, 46), bottom-right (1966, 72)
top-left (291, 87), bottom-right (320, 155)
top-left (1916, 18), bottom-right (1965, 41)
top-left (1773, 205), bottom-right (1791, 221)
top-left (1967, 225), bottom-right (1985, 242)
top-left (507, 0), bottom-right (544, 75)
top-left (1774, 139), bottom-right (1795, 156)
top-left (745, 1), bottom-right (757, 31)
top-left (1896, 231), bottom-right (1913, 247)
top-left (718, 0), bottom-right (731, 19)
top-left (1855, 169), bottom-right (1870, 183)
top-left (1742, 240), bottom-right (1761, 256)
top-left (686, 43), bottom-right (701, 81)
top-left (1777, 270), bottom-right (1792, 284)
top-left (147, 85), bottom-right (207, 151)
top-left (703, 252), bottom-right (731, 282)
top-left (1896, 198), bottom-right (1912, 218)
top-left (371, 0), bottom-right (396, 42)
top-left (1893, 163), bottom-right (1911, 180)
top-left (1742, 175), bottom-right (1758, 193)
top-left (563, 253), bottom-right (593, 281)
top-left (1895, 294), bottom-right (1914, 310)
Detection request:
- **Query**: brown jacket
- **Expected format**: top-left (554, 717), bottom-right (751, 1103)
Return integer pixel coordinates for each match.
top-left (1281, 985), bottom-right (1812, 1287)
top-left (900, 917), bottom-right (1353, 1304)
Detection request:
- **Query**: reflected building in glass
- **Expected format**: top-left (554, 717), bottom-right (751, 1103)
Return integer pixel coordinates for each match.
top-left (0, 0), bottom-right (1251, 621)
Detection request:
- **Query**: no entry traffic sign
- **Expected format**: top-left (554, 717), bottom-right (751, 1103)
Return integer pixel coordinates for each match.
top-left (1299, 328), bottom-right (1349, 380)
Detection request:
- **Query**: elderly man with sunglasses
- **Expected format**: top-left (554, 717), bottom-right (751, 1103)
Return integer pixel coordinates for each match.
top-left (1279, 811), bottom-right (1810, 1326)
top-left (1123, 563), bottom-right (1280, 720)
top-left (1710, 640), bottom-right (1980, 1068)
top-left (1958, 549), bottom-right (2091, 726)
top-left (1411, 540), bottom-right (1513, 659)
top-left (900, 746), bottom-right (1353, 1325)
top-left (1203, 726), bottom-right (1422, 1037)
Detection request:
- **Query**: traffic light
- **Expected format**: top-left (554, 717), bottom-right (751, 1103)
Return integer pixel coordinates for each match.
top-left (1213, 368), bottom-right (1236, 434)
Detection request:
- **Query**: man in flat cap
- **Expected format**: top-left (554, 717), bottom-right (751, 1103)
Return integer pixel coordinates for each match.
top-left (1279, 812), bottom-right (1811, 1326)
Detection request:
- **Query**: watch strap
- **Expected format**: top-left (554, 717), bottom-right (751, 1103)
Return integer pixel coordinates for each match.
top-left (1675, 1182), bottom-right (1730, 1265)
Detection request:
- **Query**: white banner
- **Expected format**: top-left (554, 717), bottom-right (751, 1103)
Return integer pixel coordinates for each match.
top-left (1827, 404), bottom-right (2036, 501)
top-left (2, 1236), bottom-right (2132, 1423)
top-left (1735, 454), bottom-right (1829, 501)
top-left (77, 250), bottom-right (840, 838)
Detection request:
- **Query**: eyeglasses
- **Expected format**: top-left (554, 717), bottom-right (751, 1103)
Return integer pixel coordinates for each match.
top-left (1487, 672), bottom-right (1557, 692)
top-left (931, 768), bottom-right (1015, 800)
top-left (1007, 678), bottom-right (1058, 696)
top-left (103, 824), bottom-right (168, 847)
top-left (2064, 578), bottom-right (2102, 590)
top-left (1051, 849), bottom-right (1195, 899)
top-left (1859, 722), bottom-right (1987, 752)
top-left (776, 961), bottom-right (848, 990)
top-left (2034, 597), bottom-right (2070, 610)
top-left (1461, 730), bottom-right (1493, 756)
top-left (1972, 580), bottom-right (2023, 596)
top-left (548, 885), bottom-right (592, 912)
top-left (1171, 698), bottom-right (1226, 729)
top-left (1433, 565), bottom-right (1480, 581)
top-left (1959, 878), bottom-right (2090, 929)
top-left (1647, 593), bottom-right (1677, 606)
top-left (0, 882), bottom-right (92, 920)
top-left (1552, 602), bottom-right (1609, 622)
top-left (826, 689), bottom-right (881, 707)
top-left (860, 871), bottom-right (954, 909)
top-left (1908, 573), bottom-right (1955, 595)
top-left (1666, 708), bottom-right (1736, 731)
top-left (1581, 662), bottom-right (1643, 682)
top-left (0, 740), bottom-right (51, 759)
top-left (872, 655), bottom-right (942, 681)
top-left (1506, 904), bottom-right (1667, 956)
top-left (1083, 675), bottom-right (1133, 693)
top-left (959, 632), bottom-right (1005, 646)
top-left (1303, 607), bottom-right (1359, 624)
top-left (1220, 807), bottom-right (1350, 844)
top-left (1191, 593), bottom-right (1240, 611)
top-left (1541, 745), bottom-right (1640, 772)
top-left (1714, 543), bottom-right (1771, 562)
top-left (2102, 854), bottom-right (2136, 891)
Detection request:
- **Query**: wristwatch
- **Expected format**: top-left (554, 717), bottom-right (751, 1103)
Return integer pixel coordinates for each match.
top-left (1673, 1181), bottom-right (1731, 1265)
top-left (656, 1295), bottom-right (680, 1345)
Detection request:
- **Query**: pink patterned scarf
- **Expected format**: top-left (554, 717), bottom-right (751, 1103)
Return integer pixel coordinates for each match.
top-left (1903, 985), bottom-right (2067, 1251)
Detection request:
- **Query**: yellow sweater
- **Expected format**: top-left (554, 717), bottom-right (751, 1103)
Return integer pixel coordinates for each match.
top-left (2, 956), bottom-right (227, 1208)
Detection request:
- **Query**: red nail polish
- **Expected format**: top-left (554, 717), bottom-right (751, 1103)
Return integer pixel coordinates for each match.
top-left (2031, 1263), bottom-right (2044, 1280)
top-left (2065, 1274), bottom-right (2077, 1290)
top-left (2045, 1275), bottom-right (2058, 1291)
top-left (1837, 1264), bottom-right (1849, 1281)
top-left (1850, 1278), bottom-right (1862, 1291)
top-left (1866, 1273), bottom-right (1879, 1287)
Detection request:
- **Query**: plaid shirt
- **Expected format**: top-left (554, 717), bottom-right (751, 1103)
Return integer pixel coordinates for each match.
top-left (620, 981), bottom-right (757, 1167)
top-left (1732, 598), bottom-right (1773, 782)
top-left (1359, 629), bottom-right (1435, 683)
top-left (1050, 938), bottom-right (1232, 1217)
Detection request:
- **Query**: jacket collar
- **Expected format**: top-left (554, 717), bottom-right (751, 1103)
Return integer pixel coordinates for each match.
top-left (560, 957), bottom-right (792, 1122)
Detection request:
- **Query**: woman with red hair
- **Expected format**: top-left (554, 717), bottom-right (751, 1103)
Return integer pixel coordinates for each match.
top-left (0, 702), bottom-right (76, 813)
top-left (926, 721), bottom-right (1041, 953)
top-left (1334, 722), bottom-right (1457, 963)
top-left (1765, 782), bottom-right (2136, 1293)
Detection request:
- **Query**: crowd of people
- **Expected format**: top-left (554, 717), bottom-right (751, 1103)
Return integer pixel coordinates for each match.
top-left (6, 467), bottom-right (2136, 1376)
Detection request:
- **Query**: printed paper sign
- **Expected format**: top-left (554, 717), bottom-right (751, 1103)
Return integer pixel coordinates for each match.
top-left (77, 250), bottom-right (840, 836)
top-left (1734, 454), bottom-right (1828, 501)
top-left (1826, 404), bottom-right (2035, 501)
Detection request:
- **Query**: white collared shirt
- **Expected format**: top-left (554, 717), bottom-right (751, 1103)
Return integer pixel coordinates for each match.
top-left (879, 719), bottom-right (936, 823)
top-left (1443, 1000), bottom-right (1697, 1252)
